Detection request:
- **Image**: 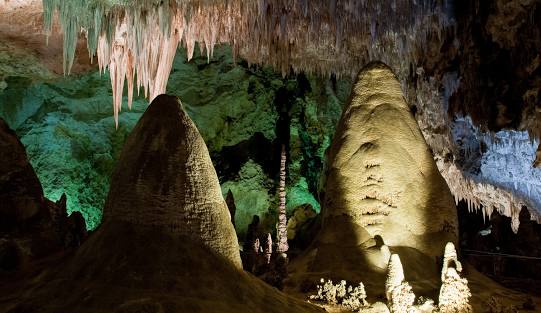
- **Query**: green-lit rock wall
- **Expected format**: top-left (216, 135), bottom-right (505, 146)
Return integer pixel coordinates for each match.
top-left (0, 45), bottom-right (350, 237)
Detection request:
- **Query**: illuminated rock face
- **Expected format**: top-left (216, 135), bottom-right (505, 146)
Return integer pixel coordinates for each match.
top-left (321, 63), bottom-right (458, 256)
top-left (104, 94), bottom-right (241, 268)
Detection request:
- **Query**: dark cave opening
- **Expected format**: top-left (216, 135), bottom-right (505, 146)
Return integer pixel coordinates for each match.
top-left (457, 200), bottom-right (541, 295)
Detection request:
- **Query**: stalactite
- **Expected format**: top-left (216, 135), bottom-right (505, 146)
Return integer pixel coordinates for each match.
top-left (276, 144), bottom-right (288, 254)
top-left (42, 0), bottom-right (454, 126)
top-left (415, 77), bottom-right (541, 234)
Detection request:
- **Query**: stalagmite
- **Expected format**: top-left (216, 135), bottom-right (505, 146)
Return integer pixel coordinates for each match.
top-left (438, 243), bottom-right (472, 313)
top-left (441, 242), bottom-right (462, 281)
top-left (385, 254), bottom-right (415, 313)
top-left (320, 62), bottom-right (458, 257)
top-left (104, 94), bottom-right (242, 268)
top-left (385, 254), bottom-right (405, 302)
top-left (264, 233), bottom-right (273, 265)
top-left (276, 144), bottom-right (289, 254)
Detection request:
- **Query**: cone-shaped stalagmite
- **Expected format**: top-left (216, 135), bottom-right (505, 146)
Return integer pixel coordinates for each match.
top-left (104, 94), bottom-right (241, 268)
top-left (321, 62), bottom-right (457, 257)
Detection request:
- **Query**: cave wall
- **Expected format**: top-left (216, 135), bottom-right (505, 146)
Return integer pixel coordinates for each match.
top-left (0, 44), bottom-right (349, 236)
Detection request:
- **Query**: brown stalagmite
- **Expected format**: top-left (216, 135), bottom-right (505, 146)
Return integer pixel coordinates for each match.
top-left (264, 233), bottom-right (273, 265)
top-left (104, 94), bottom-right (242, 268)
top-left (321, 62), bottom-right (458, 257)
top-left (225, 189), bottom-right (237, 228)
top-left (0, 118), bottom-right (46, 228)
top-left (276, 144), bottom-right (289, 254)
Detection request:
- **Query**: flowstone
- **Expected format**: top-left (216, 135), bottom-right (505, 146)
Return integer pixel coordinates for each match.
top-left (321, 62), bottom-right (458, 257)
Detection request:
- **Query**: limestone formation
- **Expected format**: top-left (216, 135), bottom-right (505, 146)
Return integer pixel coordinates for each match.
top-left (385, 254), bottom-right (406, 302)
top-left (438, 243), bottom-right (472, 313)
top-left (386, 254), bottom-right (415, 313)
top-left (225, 189), bottom-right (237, 228)
top-left (321, 62), bottom-right (458, 257)
top-left (438, 267), bottom-right (472, 313)
top-left (441, 242), bottom-right (462, 281)
top-left (104, 94), bottom-right (242, 268)
top-left (0, 118), bottom-right (87, 266)
top-left (263, 233), bottom-right (273, 265)
top-left (0, 117), bottom-right (45, 230)
top-left (276, 144), bottom-right (289, 254)
top-left (41, 0), bottom-right (452, 123)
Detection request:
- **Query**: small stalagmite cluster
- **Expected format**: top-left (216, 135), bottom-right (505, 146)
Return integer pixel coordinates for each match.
top-left (310, 243), bottom-right (472, 312)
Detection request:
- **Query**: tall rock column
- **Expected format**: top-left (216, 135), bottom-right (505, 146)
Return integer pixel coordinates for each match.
top-left (104, 94), bottom-right (242, 268)
top-left (320, 62), bottom-right (458, 257)
top-left (276, 144), bottom-right (289, 254)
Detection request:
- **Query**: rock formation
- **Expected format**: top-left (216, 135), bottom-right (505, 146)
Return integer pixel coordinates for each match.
top-left (263, 233), bottom-right (273, 265)
top-left (385, 254), bottom-right (416, 313)
top-left (321, 62), bottom-right (458, 257)
top-left (0, 117), bottom-right (87, 269)
top-left (276, 144), bottom-right (289, 254)
top-left (104, 94), bottom-right (241, 268)
top-left (438, 243), bottom-right (472, 313)
top-left (0, 95), bottom-right (323, 313)
top-left (225, 189), bottom-right (237, 228)
top-left (0, 117), bottom-right (46, 230)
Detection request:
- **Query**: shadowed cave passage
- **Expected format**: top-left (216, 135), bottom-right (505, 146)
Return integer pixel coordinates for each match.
top-left (457, 201), bottom-right (541, 295)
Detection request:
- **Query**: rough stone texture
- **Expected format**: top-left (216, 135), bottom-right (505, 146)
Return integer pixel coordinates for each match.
top-left (0, 45), bottom-right (344, 235)
top-left (225, 189), bottom-right (236, 228)
top-left (321, 62), bottom-right (458, 257)
top-left (0, 117), bottom-right (45, 229)
top-left (0, 117), bottom-right (87, 270)
top-left (104, 94), bottom-right (242, 268)
top-left (0, 220), bottom-right (324, 313)
top-left (438, 267), bottom-right (472, 313)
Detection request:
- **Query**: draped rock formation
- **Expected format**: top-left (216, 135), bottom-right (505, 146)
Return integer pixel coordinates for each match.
top-left (104, 94), bottom-right (241, 268)
top-left (321, 62), bottom-right (458, 257)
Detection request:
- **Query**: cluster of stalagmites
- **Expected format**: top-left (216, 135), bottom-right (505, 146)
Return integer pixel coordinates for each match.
top-left (242, 213), bottom-right (290, 290)
top-left (310, 243), bottom-right (472, 313)
top-left (385, 245), bottom-right (472, 313)
top-left (42, 0), bottom-right (453, 126)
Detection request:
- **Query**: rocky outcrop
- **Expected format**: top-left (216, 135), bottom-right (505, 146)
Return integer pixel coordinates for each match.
top-left (104, 94), bottom-right (242, 268)
top-left (0, 117), bottom-right (87, 270)
top-left (0, 118), bottom-right (45, 230)
top-left (321, 62), bottom-right (458, 257)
